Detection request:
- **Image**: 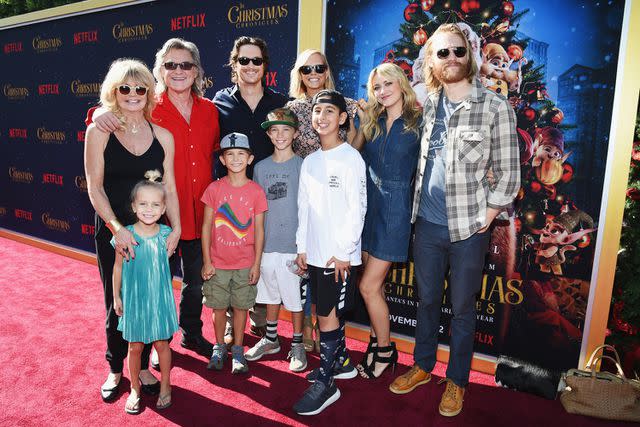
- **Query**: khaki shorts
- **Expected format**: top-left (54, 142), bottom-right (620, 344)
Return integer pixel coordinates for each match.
top-left (202, 268), bottom-right (257, 310)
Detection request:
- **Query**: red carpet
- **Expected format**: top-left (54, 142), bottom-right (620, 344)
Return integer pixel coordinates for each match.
top-left (0, 236), bottom-right (635, 426)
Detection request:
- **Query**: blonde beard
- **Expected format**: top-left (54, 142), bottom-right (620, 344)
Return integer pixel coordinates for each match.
top-left (434, 62), bottom-right (469, 85)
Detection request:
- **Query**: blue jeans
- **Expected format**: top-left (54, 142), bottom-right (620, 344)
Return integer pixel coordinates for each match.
top-left (413, 218), bottom-right (490, 387)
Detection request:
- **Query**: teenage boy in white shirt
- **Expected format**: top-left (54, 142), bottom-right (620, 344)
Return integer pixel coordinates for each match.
top-left (293, 90), bottom-right (367, 416)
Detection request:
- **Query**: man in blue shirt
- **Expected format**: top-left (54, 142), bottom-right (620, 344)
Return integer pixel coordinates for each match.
top-left (213, 36), bottom-right (288, 340)
top-left (213, 36), bottom-right (288, 179)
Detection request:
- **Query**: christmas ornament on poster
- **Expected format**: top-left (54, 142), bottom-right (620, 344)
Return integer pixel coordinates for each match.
top-left (413, 28), bottom-right (428, 46)
top-left (523, 108), bottom-right (536, 121)
top-left (420, 0), bottom-right (435, 11)
top-left (461, 0), bottom-right (481, 14)
top-left (404, 2), bottom-right (421, 21)
top-left (502, 1), bottom-right (514, 16)
top-left (507, 44), bottom-right (523, 61)
top-left (550, 107), bottom-right (564, 124)
top-left (577, 234), bottom-right (591, 248)
top-left (395, 60), bottom-right (413, 79)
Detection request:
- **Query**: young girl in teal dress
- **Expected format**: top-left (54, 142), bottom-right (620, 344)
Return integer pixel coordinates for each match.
top-left (112, 173), bottom-right (178, 414)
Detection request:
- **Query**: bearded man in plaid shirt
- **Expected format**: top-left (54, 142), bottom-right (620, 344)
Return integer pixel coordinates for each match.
top-left (389, 24), bottom-right (520, 417)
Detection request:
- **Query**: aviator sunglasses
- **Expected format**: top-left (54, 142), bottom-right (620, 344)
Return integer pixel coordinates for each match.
top-left (436, 46), bottom-right (468, 59)
top-left (117, 85), bottom-right (148, 96)
top-left (163, 61), bottom-right (195, 70)
top-left (237, 56), bottom-right (264, 66)
top-left (299, 64), bottom-right (328, 75)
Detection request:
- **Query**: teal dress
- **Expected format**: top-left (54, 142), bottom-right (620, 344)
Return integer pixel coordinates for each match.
top-left (111, 224), bottom-right (178, 343)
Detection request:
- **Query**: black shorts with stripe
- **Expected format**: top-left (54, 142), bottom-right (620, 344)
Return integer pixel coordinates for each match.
top-left (308, 265), bottom-right (356, 317)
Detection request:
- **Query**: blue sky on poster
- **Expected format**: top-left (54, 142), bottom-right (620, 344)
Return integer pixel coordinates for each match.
top-left (329, 0), bottom-right (625, 100)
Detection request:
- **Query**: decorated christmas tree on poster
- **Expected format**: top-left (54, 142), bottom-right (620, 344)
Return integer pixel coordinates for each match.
top-left (388, 0), bottom-right (596, 281)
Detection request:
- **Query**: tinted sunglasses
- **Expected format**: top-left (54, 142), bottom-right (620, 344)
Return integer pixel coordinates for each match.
top-left (117, 85), bottom-right (148, 96)
top-left (299, 64), bottom-right (327, 75)
top-left (237, 56), bottom-right (264, 66)
top-left (436, 46), bottom-right (468, 59)
top-left (163, 61), bottom-right (195, 70)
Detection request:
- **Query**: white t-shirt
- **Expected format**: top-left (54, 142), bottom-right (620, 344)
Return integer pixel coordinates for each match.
top-left (296, 142), bottom-right (367, 267)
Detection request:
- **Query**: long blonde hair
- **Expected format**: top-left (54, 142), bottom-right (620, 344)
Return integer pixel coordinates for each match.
top-left (99, 58), bottom-right (156, 122)
top-left (423, 23), bottom-right (478, 93)
top-left (289, 49), bottom-right (336, 99)
top-left (361, 63), bottom-right (422, 142)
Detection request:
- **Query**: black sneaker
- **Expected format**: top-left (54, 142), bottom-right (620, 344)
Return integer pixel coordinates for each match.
top-left (293, 380), bottom-right (341, 416)
top-left (181, 335), bottom-right (214, 357)
top-left (305, 357), bottom-right (358, 382)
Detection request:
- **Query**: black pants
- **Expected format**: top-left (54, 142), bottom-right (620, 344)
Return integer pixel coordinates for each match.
top-left (177, 239), bottom-right (205, 340)
top-left (95, 216), bottom-right (151, 373)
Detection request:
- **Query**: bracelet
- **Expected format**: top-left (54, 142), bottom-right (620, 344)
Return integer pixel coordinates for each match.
top-left (106, 219), bottom-right (123, 234)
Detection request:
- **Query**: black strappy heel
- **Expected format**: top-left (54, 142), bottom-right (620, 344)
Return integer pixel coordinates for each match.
top-left (356, 335), bottom-right (378, 374)
top-left (359, 341), bottom-right (398, 379)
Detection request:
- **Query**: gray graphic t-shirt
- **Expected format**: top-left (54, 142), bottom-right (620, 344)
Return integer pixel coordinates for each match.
top-left (253, 155), bottom-right (303, 253)
top-left (418, 93), bottom-right (460, 225)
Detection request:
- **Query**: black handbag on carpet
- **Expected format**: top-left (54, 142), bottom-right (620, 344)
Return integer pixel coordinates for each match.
top-left (495, 355), bottom-right (561, 399)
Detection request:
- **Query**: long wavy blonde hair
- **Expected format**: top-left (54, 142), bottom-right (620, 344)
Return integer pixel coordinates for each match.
top-left (289, 49), bottom-right (336, 99)
top-left (423, 23), bottom-right (478, 93)
top-left (99, 58), bottom-right (156, 123)
top-left (361, 63), bottom-right (422, 142)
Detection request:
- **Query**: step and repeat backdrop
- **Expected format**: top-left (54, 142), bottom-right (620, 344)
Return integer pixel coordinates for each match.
top-left (0, 0), bottom-right (629, 372)
top-left (330, 0), bottom-right (626, 370)
top-left (0, 0), bottom-right (298, 253)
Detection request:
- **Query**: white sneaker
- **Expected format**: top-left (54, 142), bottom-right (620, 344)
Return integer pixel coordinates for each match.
top-left (244, 337), bottom-right (281, 361)
top-left (288, 343), bottom-right (308, 372)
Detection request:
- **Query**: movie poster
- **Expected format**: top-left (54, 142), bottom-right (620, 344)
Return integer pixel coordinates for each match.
top-left (330, 0), bottom-right (626, 369)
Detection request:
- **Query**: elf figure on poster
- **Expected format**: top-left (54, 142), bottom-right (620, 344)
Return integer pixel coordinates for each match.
top-left (392, 0), bottom-right (597, 279)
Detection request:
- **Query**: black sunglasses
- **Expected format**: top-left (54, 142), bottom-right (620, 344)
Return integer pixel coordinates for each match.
top-left (299, 64), bottom-right (327, 75)
top-left (436, 46), bottom-right (468, 59)
top-left (163, 61), bottom-right (195, 71)
top-left (237, 56), bottom-right (264, 66)
top-left (117, 85), bottom-right (148, 96)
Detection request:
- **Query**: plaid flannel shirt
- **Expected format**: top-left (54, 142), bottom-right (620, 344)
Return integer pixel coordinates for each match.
top-left (411, 78), bottom-right (520, 242)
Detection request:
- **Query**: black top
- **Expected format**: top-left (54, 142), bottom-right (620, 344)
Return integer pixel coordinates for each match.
top-left (102, 125), bottom-right (165, 227)
top-left (213, 84), bottom-right (287, 178)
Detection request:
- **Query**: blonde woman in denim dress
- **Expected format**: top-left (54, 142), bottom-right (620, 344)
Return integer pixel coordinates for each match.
top-left (353, 63), bottom-right (422, 379)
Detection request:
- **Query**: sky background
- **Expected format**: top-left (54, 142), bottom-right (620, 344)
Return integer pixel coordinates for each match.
top-left (326, 0), bottom-right (626, 100)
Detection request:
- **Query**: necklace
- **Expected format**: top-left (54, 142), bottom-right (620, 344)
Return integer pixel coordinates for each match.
top-left (130, 121), bottom-right (140, 134)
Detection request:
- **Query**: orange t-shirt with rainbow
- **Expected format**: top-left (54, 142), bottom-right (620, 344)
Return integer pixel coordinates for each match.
top-left (201, 176), bottom-right (267, 269)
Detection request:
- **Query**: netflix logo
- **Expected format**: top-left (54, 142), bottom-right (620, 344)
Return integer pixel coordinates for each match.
top-left (38, 83), bottom-right (60, 95)
top-left (9, 128), bottom-right (27, 139)
top-left (81, 224), bottom-right (95, 235)
top-left (73, 30), bottom-right (98, 45)
top-left (42, 173), bottom-right (64, 185)
top-left (265, 71), bottom-right (277, 87)
top-left (15, 209), bottom-right (33, 221)
top-left (171, 13), bottom-right (206, 31)
top-left (4, 41), bottom-right (23, 54)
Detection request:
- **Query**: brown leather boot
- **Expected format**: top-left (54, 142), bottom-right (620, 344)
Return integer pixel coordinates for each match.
top-left (438, 379), bottom-right (465, 417)
top-left (389, 364), bottom-right (431, 394)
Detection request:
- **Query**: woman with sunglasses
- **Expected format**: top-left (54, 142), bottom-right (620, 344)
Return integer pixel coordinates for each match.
top-left (85, 58), bottom-right (181, 404)
top-left (287, 50), bottom-right (358, 159)
top-left (88, 39), bottom-right (219, 364)
top-left (351, 62), bottom-right (421, 379)
top-left (285, 50), bottom-right (358, 353)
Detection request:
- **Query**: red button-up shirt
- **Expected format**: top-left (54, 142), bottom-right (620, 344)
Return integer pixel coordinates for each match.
top-left (153, 93), bottom-right (220, 240)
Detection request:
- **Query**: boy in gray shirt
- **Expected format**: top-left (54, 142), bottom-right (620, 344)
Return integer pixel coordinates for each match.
top-left (244, 108), bottom-right (307, 373)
